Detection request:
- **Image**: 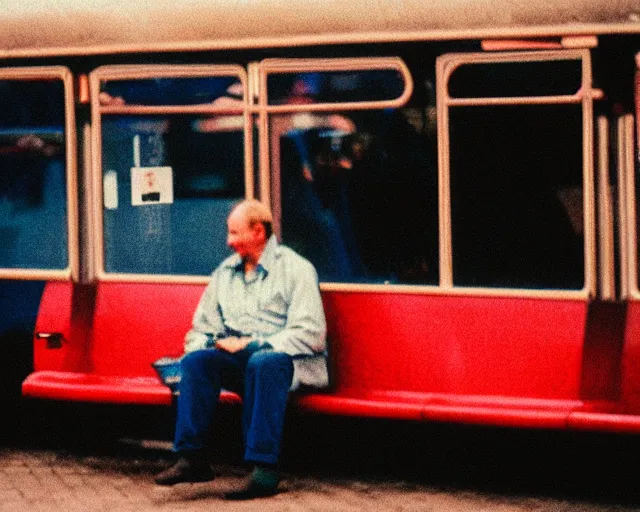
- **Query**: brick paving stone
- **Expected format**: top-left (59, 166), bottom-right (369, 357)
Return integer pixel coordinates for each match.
top-left (0, 488), bottom-right (23, 501)
top-left (0, 476), bottom-right (15, 491)
top-left (0, 503), bottom-right (27, 512)
top-left (53, 472), bottom-right (85, 488)
top-left (10, 473), bottom-right (40, 498)
top-left (2, 465), bottom-right (31, 475)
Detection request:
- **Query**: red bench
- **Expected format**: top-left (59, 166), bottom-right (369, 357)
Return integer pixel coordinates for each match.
top-left (22, 281), bottom-right (640, 433)
top-left (22, 281), bottom-right (241, 406)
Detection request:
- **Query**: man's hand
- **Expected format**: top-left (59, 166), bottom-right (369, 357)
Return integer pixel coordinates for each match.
top-left (216, 336), bottom-right (252, 353)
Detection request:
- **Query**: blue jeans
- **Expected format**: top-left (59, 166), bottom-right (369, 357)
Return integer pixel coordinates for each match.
top-left (174, 348), bottom-right (294, 465)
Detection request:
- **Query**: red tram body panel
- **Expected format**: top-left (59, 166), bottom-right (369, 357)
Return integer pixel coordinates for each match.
top-left (21, 281), bottom-right (640, 432)
top-left (1, 0), bottom-right (640, 435)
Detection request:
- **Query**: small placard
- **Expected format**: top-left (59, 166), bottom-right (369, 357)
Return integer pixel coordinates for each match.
top-left (131, 166), bottom-right (174, 206)
top-left (103, 170), bottom-right (119, 210)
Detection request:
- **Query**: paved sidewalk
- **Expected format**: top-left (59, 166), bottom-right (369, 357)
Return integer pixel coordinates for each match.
top-left (1, 441), bottom-right (640, 512)
top-left (2, 404), bottom-right (640, 512)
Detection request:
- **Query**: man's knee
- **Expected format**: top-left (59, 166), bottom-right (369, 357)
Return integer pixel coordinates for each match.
top-left (246, 351), bottom-right (293, 378)
top-left (181, 349), bottom-right (225, 374)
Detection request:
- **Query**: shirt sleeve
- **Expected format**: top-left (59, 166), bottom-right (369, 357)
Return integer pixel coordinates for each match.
top-left (264, 261), bottom-right (327, 357)
top-left (184, 270), bottom-right (226, 353)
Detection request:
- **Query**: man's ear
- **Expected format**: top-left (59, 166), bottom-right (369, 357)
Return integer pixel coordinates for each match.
top-left (252, 221), bottom-right (266, 241)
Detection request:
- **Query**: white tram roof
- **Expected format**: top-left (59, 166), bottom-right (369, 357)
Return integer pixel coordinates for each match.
top-left (0, 0), bottom-right (639, 58)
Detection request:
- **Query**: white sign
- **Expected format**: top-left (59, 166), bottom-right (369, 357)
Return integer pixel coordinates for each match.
top-left (103, 170), bottom-right (119, 210)
top-left (131, 166), bottom-right (174, 206)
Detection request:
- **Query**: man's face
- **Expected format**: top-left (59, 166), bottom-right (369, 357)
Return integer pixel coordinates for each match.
top-left (227, 207), bottom-right (262, 260)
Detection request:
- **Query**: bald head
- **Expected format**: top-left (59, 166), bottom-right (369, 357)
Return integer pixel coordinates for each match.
top-left (227, 200), bottom-right (274, 267)
top-left (230, 199), bottom-right (273, 239)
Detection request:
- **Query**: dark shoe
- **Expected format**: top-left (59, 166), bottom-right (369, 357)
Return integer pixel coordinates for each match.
top-left (154, 457), bottom-right (215, 486)
top-left (223, 466), bottom-right (279, 500)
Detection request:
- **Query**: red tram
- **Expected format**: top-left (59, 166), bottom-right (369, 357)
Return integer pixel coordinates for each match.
top-left (1, 0), bottom-right (640, 432)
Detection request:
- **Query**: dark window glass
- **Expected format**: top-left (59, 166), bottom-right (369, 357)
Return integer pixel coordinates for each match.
top-left (0, 79), bottom-right (67, 270)
top-left (101, 115), bottom-right (244, 275)
top-left (448, 60), bottom-right (583, 98)
top-left (276, 107), bottom-right (438, 284)
top-left (100, 77), bottom-right (243, 106)
top-left (268, 69), bottom-right (405, 105)
top-left (449, 104), bottom-right (584, 289)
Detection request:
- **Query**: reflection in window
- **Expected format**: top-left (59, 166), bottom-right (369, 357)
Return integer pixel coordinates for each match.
top-left (268, 69), bottom-right (406, 105)
top-left (449, 104), bottom-right (584, 289)
top-left (102, 115), bottom-right (244, 275)
top-left (448, 60), bottom-right (583, 98)
top-left (276, 107), bottom-right (438, 284)
top-left (0, 79), bottom-right (67, 270)
top-left (100, 77), bottom-right (243, 106)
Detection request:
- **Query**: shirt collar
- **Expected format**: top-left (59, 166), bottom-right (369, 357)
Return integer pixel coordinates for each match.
top-left (256, 235), bottom-right (279, 275)
top-left (226, 235), bottom-right (279, 276)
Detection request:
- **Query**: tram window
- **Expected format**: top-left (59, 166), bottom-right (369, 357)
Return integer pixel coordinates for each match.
top-left (100, 77), bottom-right (242, 106)
top-left (448, 60), bottom-right (583, 98)
top-left (101, 114), bottom-right (244, 275)
top-left (274, 107), bottom-right (438, 284)
top-left (449, 104), bottom-right (584, 289)
top-left (0, 79), bottom-right (67, 270)
top-left (267, 70), bottom-right (406, 105)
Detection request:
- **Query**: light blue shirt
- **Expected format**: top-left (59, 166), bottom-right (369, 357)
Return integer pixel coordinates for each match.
top-left (184, 235), bottom-right (328, 390)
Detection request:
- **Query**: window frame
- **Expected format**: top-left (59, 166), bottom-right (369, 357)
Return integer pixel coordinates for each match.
top-left (436, 49), bottom-right (597, 299)
top-left (596, 115), bottom-right (615, 301)
top-left (258, 57), bottom-right (431, 292)
top-left (622, 112), bottom-right (637, 299)
top-left (619, 55), bottom-right (640, 299)
top-left (90, 64), bottom-right (251, 283)
top-left (0, 66), bottom-right (78, 281)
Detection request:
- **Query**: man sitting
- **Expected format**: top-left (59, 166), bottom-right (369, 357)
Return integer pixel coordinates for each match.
top-left (155, 199), bottom-right (328, 500)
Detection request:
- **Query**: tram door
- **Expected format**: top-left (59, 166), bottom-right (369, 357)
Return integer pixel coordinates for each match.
top-left (437, 48), bottom-right (640, 414)
top-left (616, 57), bottom-right (640, 412)
top-left (0, 67), bottom-right (77, 400)
top-left (263, 51), bottom-right (600, 407)
top-left (432, 49), bottom-right (601, 406)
